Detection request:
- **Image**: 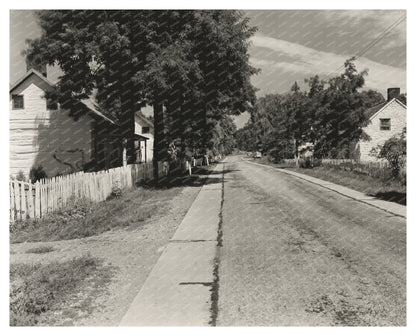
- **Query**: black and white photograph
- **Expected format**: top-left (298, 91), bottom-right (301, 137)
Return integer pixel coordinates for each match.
top-left (7, 2), bottom-right (410, 329)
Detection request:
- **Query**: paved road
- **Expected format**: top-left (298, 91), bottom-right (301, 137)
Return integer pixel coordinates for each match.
top-left (217, 155), bottom-right (406, 326)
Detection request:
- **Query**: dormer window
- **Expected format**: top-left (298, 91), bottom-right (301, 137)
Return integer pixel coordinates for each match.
top-left (12, 94), bottom-right (24, 109)
top-left (142, 126), bottom-right (150, 134)
top-left (380, 118), bottom-right (391, 131)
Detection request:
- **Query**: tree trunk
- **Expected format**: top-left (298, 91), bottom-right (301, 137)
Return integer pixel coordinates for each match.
top-left (294, 138), bottom-right (299, 168)
top-left (153, 101), bottom-right (167, 183)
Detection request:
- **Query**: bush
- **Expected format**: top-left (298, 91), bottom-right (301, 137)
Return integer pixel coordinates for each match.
top-left (299, 157), bottom-right (313, 168)
top-left (111, 180), bottom-right (122, 198)
top-left (29, 166), bottom-right (47, 183)
top-left (398, 156), bottom-right (406, 185)
top-left (267, 145), bottom-right (293, 164)
top-left (267, 149), bottom-right (283, 163)
top-left (15, 171), bottom-right (27, 182)
top-left (374, 128), bottom-right (406, 182)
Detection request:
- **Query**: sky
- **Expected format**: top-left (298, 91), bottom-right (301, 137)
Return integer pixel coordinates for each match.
top-left (10, 10), bottom-right (407, 128)
top-left (232, 10), bottom-right (407, 127)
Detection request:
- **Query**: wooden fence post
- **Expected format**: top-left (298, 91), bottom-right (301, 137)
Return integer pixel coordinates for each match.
top-left (28, 182), bottom-right (34, 219)
top-left (14, 180), bottom-right (21, 221)
top-left (10, 181), bottom-right (15, 223)
top-left (35, 181), bottom-right (40, 218)
top-left (20, 182), bottom-right (26, 220)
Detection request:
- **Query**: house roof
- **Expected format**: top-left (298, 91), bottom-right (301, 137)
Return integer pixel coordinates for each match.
top-left (10, 69), bottom-right (118, 125)
top-left (80, 98), bottom-right (118, 125)
top-left (134, 134), bottom-right (149, 141)
top-left (135, 111), bottom-right (154, 128)
top-left (365, 101), bottom-right (387, 119)
top-left (10, 68), bottom-right (55, 92)
top-left (365, 98), bottom-right (406, 121)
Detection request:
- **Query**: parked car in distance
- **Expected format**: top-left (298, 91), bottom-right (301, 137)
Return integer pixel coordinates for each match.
top-left (254, 152), bottom-right (262, 158)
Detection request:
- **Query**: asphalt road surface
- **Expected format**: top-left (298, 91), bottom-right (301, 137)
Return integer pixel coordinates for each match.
top-left (217, 155), bottom-right (406, 326)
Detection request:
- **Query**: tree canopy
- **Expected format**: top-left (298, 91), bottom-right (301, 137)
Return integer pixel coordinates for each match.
top-left (26, 10), bottom-right (258, 175)
top-left (235, 58), bottom-right (384, 161)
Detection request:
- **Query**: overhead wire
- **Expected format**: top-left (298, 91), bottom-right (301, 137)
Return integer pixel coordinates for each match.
top-left (322, 13), bottom-right (406, 80)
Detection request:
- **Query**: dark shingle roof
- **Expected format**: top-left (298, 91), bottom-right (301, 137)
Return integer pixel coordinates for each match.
top-left (364, 98), bottom-right (407, 120)
top-left (10, 68), bottom-right (55, 92)
top-left (364, 101), bottom-right (387, 119)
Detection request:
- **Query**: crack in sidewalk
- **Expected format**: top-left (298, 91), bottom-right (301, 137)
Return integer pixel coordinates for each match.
top-left (209, 163), bottom-right (225, 326)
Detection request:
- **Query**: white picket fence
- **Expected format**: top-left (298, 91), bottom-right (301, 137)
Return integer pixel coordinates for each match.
top-left (9, 162), bottom-right (167, 222)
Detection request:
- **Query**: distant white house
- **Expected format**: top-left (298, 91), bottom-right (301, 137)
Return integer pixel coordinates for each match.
top-left (134, 111), bottom-right (154, 163)
top-left (357, 88), bottom-right (406, 162)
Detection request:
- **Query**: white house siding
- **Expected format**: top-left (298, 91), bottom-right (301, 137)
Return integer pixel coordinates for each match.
top-left (10, 76), bottom-right (94, 178)
top-left (358, 99), bottom-right (406, 162)
top-left (134, 116), bottom-right (154, 162)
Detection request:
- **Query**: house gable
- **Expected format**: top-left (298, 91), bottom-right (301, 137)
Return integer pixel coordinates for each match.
top-left (358, 98), bottom-right (406, 162)
top-left (368, 98), bottom-right (406, 122)
top-left (9, 69), bottom-right (122, 178)
top-left (10, 68), bottom-right (55, 94)
top-left (135, 112), bottom-right (154, 130)
top-left (9, 71), bottom-right (98, 178)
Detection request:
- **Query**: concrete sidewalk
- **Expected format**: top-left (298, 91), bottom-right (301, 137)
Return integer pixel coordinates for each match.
top-left (248, 161), bottom-right (406, 218)
top-left (120, 163), bottom-right (223, 326)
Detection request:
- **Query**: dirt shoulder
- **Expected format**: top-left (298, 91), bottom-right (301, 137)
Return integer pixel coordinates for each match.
top-left (10, 181), bottom-right (204, 326)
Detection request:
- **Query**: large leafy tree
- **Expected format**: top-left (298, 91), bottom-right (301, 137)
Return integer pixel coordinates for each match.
top-left (360, 89), bottom-right (386, 109)
top-left (210, 115), bottom-right (237, 156)
top-left (164, 11), bottom-right (258, 159)
top-left (26, 10), bottom-right (257, 179)
top-left (312, 58), bottom-right (369, 158)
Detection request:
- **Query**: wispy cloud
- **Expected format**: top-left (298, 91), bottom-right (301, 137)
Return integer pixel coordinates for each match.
top-left (319, 10), bottom-right (406, 49)
top-left (250, 33), bottom-right (406, 95)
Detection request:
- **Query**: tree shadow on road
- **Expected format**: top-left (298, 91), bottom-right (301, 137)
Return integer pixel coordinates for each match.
top-left (192, 168), bottom-right (239, 175)
top-left (138, 165), bottom-right (226, 190)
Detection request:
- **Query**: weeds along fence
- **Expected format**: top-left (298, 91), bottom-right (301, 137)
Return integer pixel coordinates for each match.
top-left (320, 159), bottom-right (391, 179)
top-left (283, 158), bottom-right (391, 179)
top-left (10, 162), bottom-right (167, 222)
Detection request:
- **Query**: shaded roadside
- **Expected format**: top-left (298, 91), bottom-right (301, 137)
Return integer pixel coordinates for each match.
top-left (252, 159), bottom-right (406, 206)
top-left (141, 164), bottom-right (226, 189)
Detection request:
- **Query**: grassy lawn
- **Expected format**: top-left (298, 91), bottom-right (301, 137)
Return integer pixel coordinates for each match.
top-left (255, 158), bottom-right (406, 205)
top-left (10, 186), bottom-right (179, 243)
top-left (10, 256), bottom-right (114, 326)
